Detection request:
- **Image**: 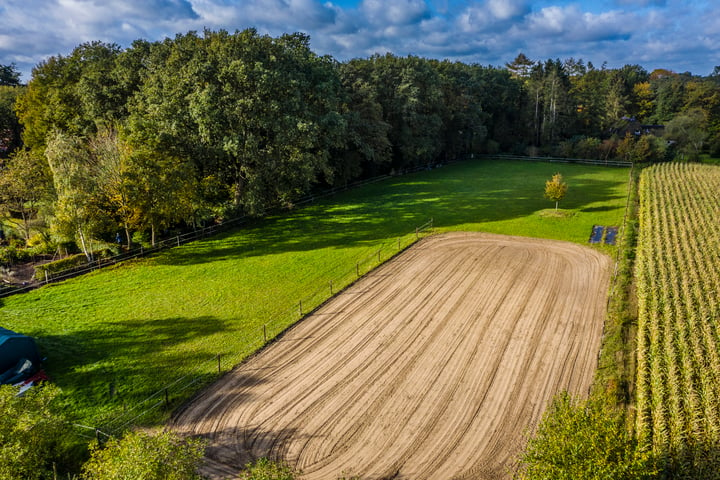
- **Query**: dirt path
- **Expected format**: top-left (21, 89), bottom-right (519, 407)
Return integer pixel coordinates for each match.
top-left (172, 232), bottom-right (611, 480)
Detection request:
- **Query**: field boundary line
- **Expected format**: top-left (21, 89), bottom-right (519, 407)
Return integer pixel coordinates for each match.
top-left (99, 218), bottom-right (435, 435)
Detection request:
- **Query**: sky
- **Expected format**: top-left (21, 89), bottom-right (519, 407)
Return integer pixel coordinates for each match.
top-left (1, 0), bottom-right (719, 83)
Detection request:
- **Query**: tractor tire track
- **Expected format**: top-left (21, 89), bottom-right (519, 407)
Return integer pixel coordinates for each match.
top-left (172, 232), bottom-right (610, 480)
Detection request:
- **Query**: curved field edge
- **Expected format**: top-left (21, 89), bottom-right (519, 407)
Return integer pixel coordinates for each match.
top-left (0, 159), bottom-right (629, 426)
top-left (173, 232), bottom-right (612, 480)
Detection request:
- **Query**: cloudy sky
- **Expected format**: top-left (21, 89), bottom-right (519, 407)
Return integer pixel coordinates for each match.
top-left (1, 0), bottom-right (718, 82)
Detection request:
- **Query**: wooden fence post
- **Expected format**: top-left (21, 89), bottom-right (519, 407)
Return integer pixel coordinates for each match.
top-left (263, 325), bottom-right (267, 344)
top-left (299, 300), bottom-right (303, 316)
top-left (356, 262), bottom-right (360, 276)
top-left (330, 280), bottom-right (333, 295)
top-left (217, 354), bottom-right (221, 374)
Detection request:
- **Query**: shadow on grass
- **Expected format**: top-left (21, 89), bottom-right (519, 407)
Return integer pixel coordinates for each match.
top-left (34, 315), bottom-right (242, 415)
top-left (157, 160), bottom-right (628, 266)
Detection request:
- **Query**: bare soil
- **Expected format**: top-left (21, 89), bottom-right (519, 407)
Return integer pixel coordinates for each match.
top-left (172, 232), bottom-right (611, 480)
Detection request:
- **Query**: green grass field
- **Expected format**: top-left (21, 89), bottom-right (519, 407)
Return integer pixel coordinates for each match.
top-left (0, 159), bottom-right (630, 428)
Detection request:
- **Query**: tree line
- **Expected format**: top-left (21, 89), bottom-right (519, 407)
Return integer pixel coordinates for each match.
top-left (1, 29), bottom-right (719, 262)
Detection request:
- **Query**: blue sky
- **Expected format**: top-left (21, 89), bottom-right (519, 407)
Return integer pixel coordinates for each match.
top-left (1, 0), bottom-right (718, 82)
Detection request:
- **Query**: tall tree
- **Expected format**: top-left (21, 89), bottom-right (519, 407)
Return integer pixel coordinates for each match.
top-left (0, 85), bottom-right (24, 156)
top-left (664, 108), bottom-right (707, 160)
top-left (335, 60), bottom-right (392, 182)
top-left (432, 60), bottom-right (488, 160)
top-left (45, 131), bottom-right (110, 260)
top-left (0, 149), bottom-right (53, 241)
top-left (0, 64), bottom-right (21, 86)
top-left (506, 53), bottom-right (535, 79)
top-left (127, 29), bottom-right (345, 214)
top-left (120, 145), bottom-right (199, 246)
top-left (14, 42), bottom-right (126, 152)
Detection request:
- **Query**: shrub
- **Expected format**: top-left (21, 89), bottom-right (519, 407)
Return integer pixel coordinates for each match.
top-left (517, 391), bottom-right (654, 480)
top-left (0, 384), bottom-right (76, 480)
top-left (34, 253), bottom-right (87, 280)
top-left (81, 430), bottom-right (205, 480)
top-left (238, 458), bottom-right (296, 480)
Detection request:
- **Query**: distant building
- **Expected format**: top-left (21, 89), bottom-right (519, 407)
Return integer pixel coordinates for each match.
top-left (611, 117), bottom-right (665, 137)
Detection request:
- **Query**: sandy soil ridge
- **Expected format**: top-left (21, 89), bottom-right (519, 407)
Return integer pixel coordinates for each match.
top-left (172, 232), bottom-right (611, 480)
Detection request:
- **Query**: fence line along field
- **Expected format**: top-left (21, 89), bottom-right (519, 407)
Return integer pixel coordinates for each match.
top-left (173, 232), bottom-right (611, 480)
top-left (634, 163), bottom-right (720, 462)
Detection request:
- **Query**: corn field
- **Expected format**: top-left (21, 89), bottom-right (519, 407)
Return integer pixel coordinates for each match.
top-left (635, 163), bottom-right (720, 464)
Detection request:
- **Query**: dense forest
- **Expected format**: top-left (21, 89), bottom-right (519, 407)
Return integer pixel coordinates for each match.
top-left (1, 28), bottom-right (719, 263)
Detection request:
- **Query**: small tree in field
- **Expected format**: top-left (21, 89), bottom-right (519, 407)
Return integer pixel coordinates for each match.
top-left (544, 173), bottom-right (568, 211)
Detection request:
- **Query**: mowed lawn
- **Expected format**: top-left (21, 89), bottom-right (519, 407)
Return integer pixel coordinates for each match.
top-left (0, 159), bottom-right (630, 427)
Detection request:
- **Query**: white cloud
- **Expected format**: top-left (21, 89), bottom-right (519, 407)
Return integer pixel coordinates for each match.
top-left (487, 0), bottom-right (528, 20)
top-left (1, 0), bottom-right (719, 82)
top-left (360, 0), bottom-right (431, 26)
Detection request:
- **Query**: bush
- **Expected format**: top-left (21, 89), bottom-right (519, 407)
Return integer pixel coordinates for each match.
top-left (0, 245), bottom-right (33, 266)
top-left (0, 384), bottom-right (76, 480)
top-left (517, 391), bottom-right (654, 480)
top-left (34, 253), bottom-right (87, 280)
top-left (238, 458), bottom-right (296, 480)
top-left (81, 430), bottom-right (205, 480)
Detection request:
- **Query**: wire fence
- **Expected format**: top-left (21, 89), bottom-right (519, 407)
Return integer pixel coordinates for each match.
top-left (0, 165), bottom-right (437, 299)
top-left (86, 218), bottom-right (435, 438)
top-left (479, 153), bottom-right (633, 167)
top-left (0, 154), bottom-right (630, 299)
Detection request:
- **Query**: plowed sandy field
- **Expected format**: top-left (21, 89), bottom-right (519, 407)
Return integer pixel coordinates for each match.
top-left (172, 232), bottom-right (611, 480)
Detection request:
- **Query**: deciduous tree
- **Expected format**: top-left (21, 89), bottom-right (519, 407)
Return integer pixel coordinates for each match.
top-left (45, 131), bottom-right (110, 260)
top-left (0, 384), bottom-right (73, 480)
top-left (0, 85), bottom-right (24, 156)
top-left (0, 149), bottom-right (54, 241)
top-left (0, 64), bottom-right (21, 86)
top-left (544, 173), bottom-right (568, 210)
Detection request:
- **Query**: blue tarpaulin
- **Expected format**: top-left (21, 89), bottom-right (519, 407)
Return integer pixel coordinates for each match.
top-left (589, 225), bottom-right (604, 244)
top-left (605, 226), bottom-right (619, 245)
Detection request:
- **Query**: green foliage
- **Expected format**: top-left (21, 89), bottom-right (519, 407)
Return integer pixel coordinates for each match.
top-left (0, 244), bottom-right (34, 265)
top-left (0, 64), bottom-right (21, 86)
top-left (0, 85), bottom-right (24, 156)
top-left (594, 165), bottom-right (639, 404)
top-left (518, 391), bottom-right (653, 480)
top-left (33, 253), bottom-right (87, 279)
top-left (0, 159), bottom-right (628, 426)
top-left (238, 458), bottom-right (296, 480)
top-left (0, 384), bottom-right (75, 480)
top-left (81, 430), bottom-right (205, 480)
top-left (45, 130), bottom-right (112, 260)
top-left (664, 108), bottom-right (707, 160)
top-left (0, 148), bottom-right (54, 241)
top-left (543, 172), bottom-right (568, 210)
